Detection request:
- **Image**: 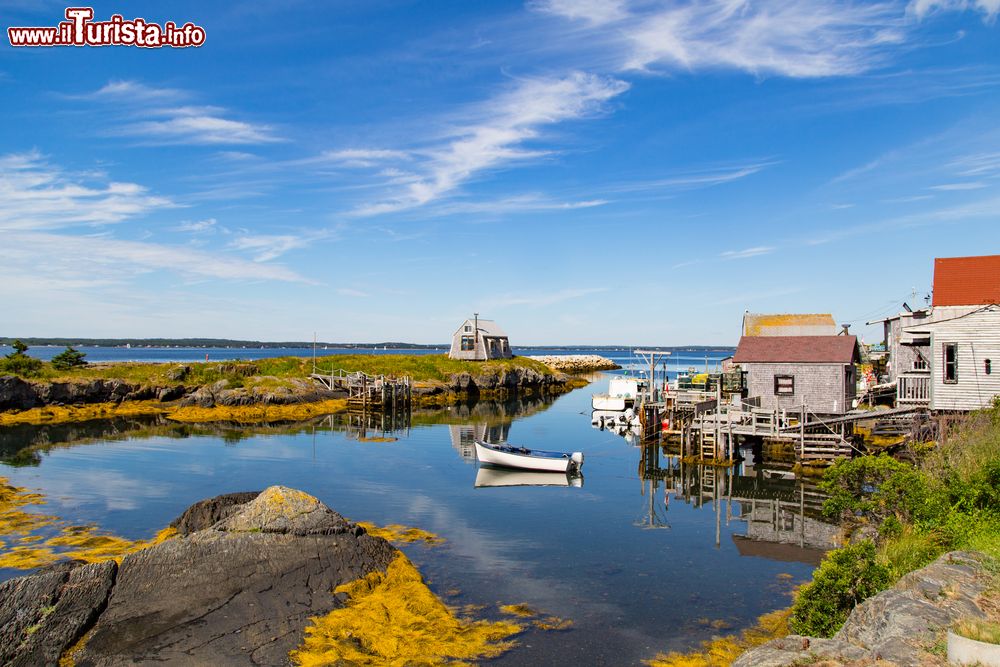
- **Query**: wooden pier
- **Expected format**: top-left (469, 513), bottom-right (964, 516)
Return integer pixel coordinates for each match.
top-left (310, 368), bottom-right (412, 412)
top-left (681, 402), bottom-right (927, 464)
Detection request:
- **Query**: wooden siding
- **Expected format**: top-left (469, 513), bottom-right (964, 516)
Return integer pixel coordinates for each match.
top-left (448, 319), bottom-right (512, 361)
top-left (745, 362), bottom-right (853, 414)
top-left (926, 308), bottom-right (1000, 411)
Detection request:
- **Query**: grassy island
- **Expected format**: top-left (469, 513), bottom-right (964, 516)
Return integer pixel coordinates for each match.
top-left (0, 353), bottom-right (580, 426)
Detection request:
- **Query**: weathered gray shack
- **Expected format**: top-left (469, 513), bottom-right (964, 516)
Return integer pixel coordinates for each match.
top-left (733, 335), bottom-right (860, 415)
top-left (448, 315), bottom-right (512, 361)
top-left (903, 305), bottom-right (1000, 412)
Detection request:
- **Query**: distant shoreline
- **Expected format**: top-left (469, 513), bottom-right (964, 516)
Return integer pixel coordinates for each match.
top-left (0, 339), bottom-right (735, 352)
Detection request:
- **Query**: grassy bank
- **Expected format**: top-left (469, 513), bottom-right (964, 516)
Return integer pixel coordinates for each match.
top-left (6, 354), bottom-right (555, 387)
top-left (650, 400), bottom-right (1000, 665)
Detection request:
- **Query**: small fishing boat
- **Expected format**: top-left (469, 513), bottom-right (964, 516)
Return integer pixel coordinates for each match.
top-left (591, 376), bottom-right (644, 410)
top-left (474, 440), bottom-right (584, 473)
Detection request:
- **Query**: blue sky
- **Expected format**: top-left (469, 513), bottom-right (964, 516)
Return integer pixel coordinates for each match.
top-left (1, 1), bottom-right (998, 345)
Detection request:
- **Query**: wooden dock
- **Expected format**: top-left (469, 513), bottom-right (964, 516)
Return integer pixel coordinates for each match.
top-left (310, 368), bottom-right (412, 412)
top-left (682, 402), bottom-right (926, 464)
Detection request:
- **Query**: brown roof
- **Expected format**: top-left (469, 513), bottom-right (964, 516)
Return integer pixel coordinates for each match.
top-left (732, 335), bottom-right (859, 364)
top-left (932, 255), bottom-right (1000, 307)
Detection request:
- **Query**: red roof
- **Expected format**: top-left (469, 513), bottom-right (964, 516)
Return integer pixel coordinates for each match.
top-left (732, 335), bottom-right (858, 364)
top-left (932, 255), bottom-right (1000, 307)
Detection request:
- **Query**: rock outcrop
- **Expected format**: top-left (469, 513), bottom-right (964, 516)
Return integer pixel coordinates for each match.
top-left (0, 486), bottom-right (397, 666)
top-left (179, 377), bottom-right (339, 409)
top-left (733, 551), bottom-right (997, 666)
top-left (0, 374), bottom-right (342, 412)
top-left (527, 354), bottom-right (620, 373)
top-left (0, 376), bottom-right (158, 411)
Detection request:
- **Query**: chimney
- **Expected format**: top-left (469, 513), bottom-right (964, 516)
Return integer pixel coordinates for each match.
top-left (474, 313), bottom-right (479, 346)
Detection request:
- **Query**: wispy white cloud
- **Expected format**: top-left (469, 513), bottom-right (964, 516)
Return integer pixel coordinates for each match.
top-left (0, 232), bottom-right (309, 284)
top-left (173, 218), bottom-right (217, 233)
top-left (337, 287), bottom-right (369, 298)
top-left (487, 287), bottom-right (609, 308)
top-left (85, 79), bottom-right (183, 102)
top-left (426, 194), bottom-right (609, 217)
top-left (532, 0), bottom-right (629, 25)
top-left (319, 149), bottom-right (412, 167)
top-left (807, 195), bottom-right (1000, 244)
top-left (228, 232), bottom-right (322, 262)
top-left (949, 151), bottom-right (1000, 176)
top-left (720, 246), bottom-right (776, 260)
top-left (929, 181), bottom-right (988, 190)
top-left (0, 150), bottom-right (172, 231)
top-left (352, 72), bottom-right (628, 215)
top-left (537, 1), bottom-right (905, 78)
top-left (881, 194), bottom-right (934, 203)
top-left (81, 80), bottom-right (279, 145)
top-left (120, 107), bottom-right (279, 145)
top-left (908, 0), bottom-right (1000, 20)
top-left (607, 161), bottom-right (775, 193)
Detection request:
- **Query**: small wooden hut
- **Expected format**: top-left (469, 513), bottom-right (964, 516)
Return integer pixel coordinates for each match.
top-left (732, 335), bottom-right (860, 415)
top-left (448, 314), bottom-right (512, 361)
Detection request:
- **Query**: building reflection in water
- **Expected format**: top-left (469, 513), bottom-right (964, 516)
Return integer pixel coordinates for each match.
top-left (640, 440), bottom-right (841, 565)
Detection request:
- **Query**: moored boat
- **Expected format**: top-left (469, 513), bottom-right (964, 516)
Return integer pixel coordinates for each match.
top-left (474, 440), bottom-right (584, 473)
top-left (592, 376), bottom-right (643, 410)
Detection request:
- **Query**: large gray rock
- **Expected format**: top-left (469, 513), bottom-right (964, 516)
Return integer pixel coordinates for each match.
top-left (169, 490), bottom-right (262, 535)
top-left (0, 560), bottom-right (117, 667)
top-left (734, 551), bottom-right (996, 666)
top-left (0, 486), bottom-right (397, 667)
top-left (731, 635), bottom-right (867, 667)
top-left (0, 375), bottom-right (39, 410)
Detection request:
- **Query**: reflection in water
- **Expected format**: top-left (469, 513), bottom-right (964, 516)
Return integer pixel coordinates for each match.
top-left (639, 440), bottom-right (840, 563)
top-left (1, 385), bottom-right (837, 666)
top-left (474, 467), bottom-right (583, 488)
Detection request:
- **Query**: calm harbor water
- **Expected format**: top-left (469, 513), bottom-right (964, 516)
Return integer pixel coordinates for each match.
top-left (0, 375), bottom-right (832, 665)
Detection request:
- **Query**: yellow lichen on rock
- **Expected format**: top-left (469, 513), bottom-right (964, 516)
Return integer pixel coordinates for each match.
top-left (357, 522), bottom-right (445, 545)
top-left (644, 608), bottom-right (791, 667)
top-left (290, 553), bottom-right (522, 666)
top-left (532, 616), bottom-right (573, 631)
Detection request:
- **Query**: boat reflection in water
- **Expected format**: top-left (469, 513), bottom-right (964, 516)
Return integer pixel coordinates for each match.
top-left (475, 466), bottom-right (583, 488)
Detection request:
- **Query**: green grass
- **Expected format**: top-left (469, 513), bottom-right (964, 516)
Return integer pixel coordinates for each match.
top-left (11, 354), bottom-right (556, 387)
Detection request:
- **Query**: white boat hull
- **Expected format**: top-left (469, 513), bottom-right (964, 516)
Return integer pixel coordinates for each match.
top-left (474, 441), bottom-right (583, 473)
top-left (592, 394), bottom-right (628, 411)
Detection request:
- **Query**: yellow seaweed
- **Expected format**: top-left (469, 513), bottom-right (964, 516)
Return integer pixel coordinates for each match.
top-left (645, 608), bottom-right (792, 667)
top-left (0, 401), bottom-right (169, 426)
top-left (0, 476), bottom-right (176, 570)
top-left (357, 522), bottom-right (445, 545)
top-left (532, 616), bottom-right (573, 631)
top-left (290, 553), bottom-right (522, 666)
top-left (166, 399), bottom-right (348, 423)
top-left (499, 603), bottom-right (538, 618)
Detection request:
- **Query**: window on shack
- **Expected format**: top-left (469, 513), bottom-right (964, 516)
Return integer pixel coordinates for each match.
top-left (944, 343), bottom-right (958, 384)
top-left (461, 336), bottom-right (475, 351)
top-left (774, 375), bottom-right (794, 396)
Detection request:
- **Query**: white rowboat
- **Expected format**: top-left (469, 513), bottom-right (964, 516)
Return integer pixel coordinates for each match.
top-left (474, 440), bottom-right (584, 473)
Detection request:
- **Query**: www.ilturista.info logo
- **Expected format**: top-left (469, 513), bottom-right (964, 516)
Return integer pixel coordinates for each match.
top-left (8, 7), bottom-right (206, 48)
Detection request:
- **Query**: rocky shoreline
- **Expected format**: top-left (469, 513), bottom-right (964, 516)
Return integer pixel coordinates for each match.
top-left (0, 364), bottom-right (582, 424)
top-left (734, 551), bottom-right (999, 666)
top-left (526, 354), bottom-right (620, 373)
top-left (0, 487), bottom-right (397, 666)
